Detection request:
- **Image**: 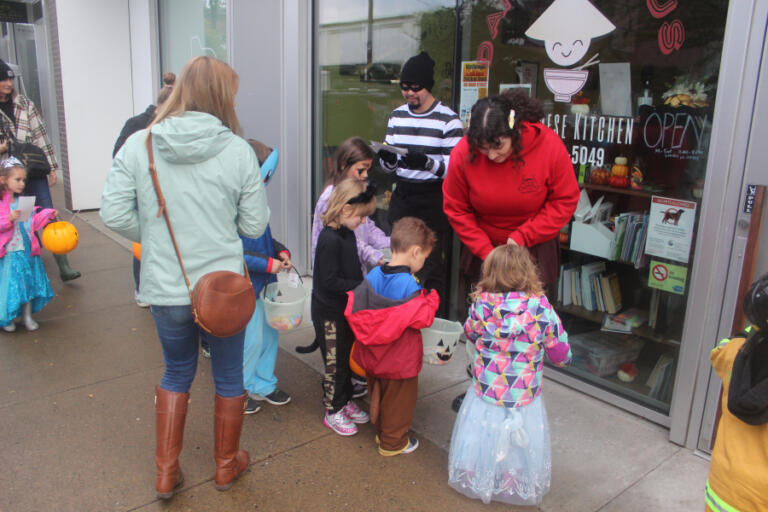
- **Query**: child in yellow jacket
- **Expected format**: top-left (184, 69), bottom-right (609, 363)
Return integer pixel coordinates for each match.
top-left (706, 273), bottom-right (768, 512)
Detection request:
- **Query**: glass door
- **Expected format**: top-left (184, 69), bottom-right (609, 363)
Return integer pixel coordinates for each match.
top-left (457, 0), bottom-right (730, 418)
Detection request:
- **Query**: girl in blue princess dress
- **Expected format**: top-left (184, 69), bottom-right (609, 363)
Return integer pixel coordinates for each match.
top-left (448, 244), bottom-right (571, 506)
top-left (0, 157), bottom-right (57, 332)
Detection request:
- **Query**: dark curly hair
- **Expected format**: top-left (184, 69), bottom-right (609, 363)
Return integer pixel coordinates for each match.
top-left (466, 90), bottom-right (544, 165)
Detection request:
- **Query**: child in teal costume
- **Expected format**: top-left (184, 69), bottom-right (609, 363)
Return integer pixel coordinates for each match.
top-left (241, 141), bottom-right (292, 414)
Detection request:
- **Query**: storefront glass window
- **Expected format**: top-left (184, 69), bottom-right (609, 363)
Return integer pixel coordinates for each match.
top-left (158, 0), bottom-right (228, 75)
top-left (314, 0), bottom-right (457, 220)
top-left (458, 0), bottom-right (729, 415)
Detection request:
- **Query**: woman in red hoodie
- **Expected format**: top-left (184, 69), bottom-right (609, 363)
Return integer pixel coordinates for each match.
top-left (443, 91), bottom-right (579, 412)
top-left (443, 91), bottom-right (579, 289)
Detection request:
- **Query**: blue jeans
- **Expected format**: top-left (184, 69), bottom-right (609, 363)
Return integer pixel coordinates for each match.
top-left (132, 256), bottom-right (141, 292)
top-left (23, 177), bottom-right (54, 209)
top-left (243, 300), bottom-right (279, 396)
top-left (150, 305), bottom-right (245, 397)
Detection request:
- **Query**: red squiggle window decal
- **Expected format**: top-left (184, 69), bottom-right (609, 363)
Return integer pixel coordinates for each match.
top-left (658, 19), bottom-right (685, 55)
top-left (477, 41), bottom-right (494, 63)
top-left (486, 12), bottom-right (504, 40)
top-left (646, 0), bottom-right (678, 19)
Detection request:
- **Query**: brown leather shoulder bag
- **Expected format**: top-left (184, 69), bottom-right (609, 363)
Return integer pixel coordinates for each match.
top-left (146, 134), bottom-right (255, 338)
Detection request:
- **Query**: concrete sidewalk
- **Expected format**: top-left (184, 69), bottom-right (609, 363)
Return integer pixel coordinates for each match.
top-left (0, 188), bottom-right (709, 511)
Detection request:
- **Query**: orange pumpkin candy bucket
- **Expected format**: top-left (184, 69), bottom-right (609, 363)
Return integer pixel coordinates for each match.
top-left (41, 221), bottom-right (79, 255)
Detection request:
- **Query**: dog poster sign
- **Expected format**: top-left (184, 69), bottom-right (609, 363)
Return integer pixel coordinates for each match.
top-left (645, 196), bottom-right (697, 263)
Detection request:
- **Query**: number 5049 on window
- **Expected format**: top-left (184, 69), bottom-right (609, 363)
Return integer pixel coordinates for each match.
top-left (571, 145), bottom-right (605, 167)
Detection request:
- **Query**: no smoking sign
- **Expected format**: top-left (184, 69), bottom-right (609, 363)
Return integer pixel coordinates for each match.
top-left (648, 260), bottom-right (687, 295)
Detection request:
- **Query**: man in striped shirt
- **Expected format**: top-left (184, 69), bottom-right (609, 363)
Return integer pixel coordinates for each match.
top-left (377, 52), bottom-right (463, 317)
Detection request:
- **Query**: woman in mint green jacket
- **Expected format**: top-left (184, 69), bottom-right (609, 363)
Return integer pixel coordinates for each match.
top-left (101, 56), bottom-right (269, 499)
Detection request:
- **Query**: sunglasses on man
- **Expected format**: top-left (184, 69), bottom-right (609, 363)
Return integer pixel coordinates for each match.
top-left (400, 82), bottom-right (424, 92)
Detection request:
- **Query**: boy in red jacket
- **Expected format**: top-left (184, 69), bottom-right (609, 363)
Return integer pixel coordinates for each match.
top-left (345, 217), bottom-right (440, 455)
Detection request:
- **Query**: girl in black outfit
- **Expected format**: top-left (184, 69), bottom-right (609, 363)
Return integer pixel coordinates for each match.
top-left (312, 178), bottom-right (376, 436)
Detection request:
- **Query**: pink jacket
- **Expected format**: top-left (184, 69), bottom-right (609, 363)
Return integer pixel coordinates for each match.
top-left (0, 191), bottom-right (57, 258)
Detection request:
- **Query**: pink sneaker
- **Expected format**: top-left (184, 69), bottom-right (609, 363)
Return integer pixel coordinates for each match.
top-left (324, 410), bottom-right (358, 436)
top-left (342, 401), bottom-right (369, 424)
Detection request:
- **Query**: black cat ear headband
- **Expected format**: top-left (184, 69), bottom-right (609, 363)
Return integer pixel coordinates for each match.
top-left (347, 181), bottom-right (377, 205)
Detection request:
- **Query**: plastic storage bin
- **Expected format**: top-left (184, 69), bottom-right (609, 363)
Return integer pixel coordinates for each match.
top-left (568, 331), bottom-right (644, 376)
top-left (262, 279), bottom-right (306, 331)
top-left (421, 318), bottom-right (463, 365)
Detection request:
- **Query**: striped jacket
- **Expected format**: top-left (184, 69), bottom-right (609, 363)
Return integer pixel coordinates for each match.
top-left (0, 93), bottom-right (58, 172)
top-left (381, 101), bottom-right (463, 182)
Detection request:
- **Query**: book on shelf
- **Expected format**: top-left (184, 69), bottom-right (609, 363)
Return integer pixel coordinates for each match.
top-left (600, 273), bottom-right (622, 314)
top-left (581, 261), bottom-right (606, 310)
top-left (601, 314), bottom-right (633, 333)
top-left (647, 353), bottom-right (675, 401)
top-left (557, 265), bottom-right (623, 316)
top-left (608, 308), bottom-right (647, 328)
top-left (609, 212), bottom-right (648, 267)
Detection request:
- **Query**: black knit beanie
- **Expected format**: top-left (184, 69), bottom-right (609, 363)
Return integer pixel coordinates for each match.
top-left (0, 59), bottom-right (14, 81)
top-left (400, 51), bottom-right (435, 91)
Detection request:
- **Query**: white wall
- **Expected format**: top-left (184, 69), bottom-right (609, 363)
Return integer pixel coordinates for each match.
top-left (55, 0), bottom-right (134, 210)
top-left (129, 0), bottom-right (156, 113)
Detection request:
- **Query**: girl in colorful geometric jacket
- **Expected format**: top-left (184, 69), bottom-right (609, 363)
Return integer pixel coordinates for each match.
top-left (0, 157), bottom-right (57, 332)
top-left (448, 244), bottom-right (570, 506)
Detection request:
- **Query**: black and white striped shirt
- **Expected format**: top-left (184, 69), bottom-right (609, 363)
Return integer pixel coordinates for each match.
top-left (381, 101), bottom-right (464, 182)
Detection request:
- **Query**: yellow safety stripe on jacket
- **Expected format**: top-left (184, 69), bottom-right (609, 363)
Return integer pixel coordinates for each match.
top-left (705, 480), bottom-right (741, 512)
top-left (713, 325), bottom-right (756, 351)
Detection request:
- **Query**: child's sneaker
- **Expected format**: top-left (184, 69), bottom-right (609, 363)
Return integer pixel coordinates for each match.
top-left (342, 401), bottom-right (369, 424)
top-left (351, 382), bottom-right (367, 398)
top-left (2, 321), bottom-right (16, 332)
top-left (252, 389), bottom-right (291, 406)
top-left (402, 437), bottom-right (419, 454)
top-left (378, 436), bottom-right (419, 456)
top-left (244, 397), bottom-right (262, 414)
top-left (324, 409), bottom-right (357, 436)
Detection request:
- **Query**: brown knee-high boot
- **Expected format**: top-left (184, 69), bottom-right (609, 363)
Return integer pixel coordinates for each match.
top-left (214, 392), bottom-right (250, 490)
top-left (155, 386), bottom-right (189, 499)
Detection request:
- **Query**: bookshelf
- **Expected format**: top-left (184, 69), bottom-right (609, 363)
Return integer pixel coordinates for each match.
top-left (554, 177), bottom-right (689, 413)
top-left (555, 302), bottom-right (681, 348)
top-left (581, 183), bottom-right (655, 199)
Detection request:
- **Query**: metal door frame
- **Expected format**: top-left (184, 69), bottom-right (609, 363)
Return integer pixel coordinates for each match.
top-left (684, 4), bottom-right (768, 451)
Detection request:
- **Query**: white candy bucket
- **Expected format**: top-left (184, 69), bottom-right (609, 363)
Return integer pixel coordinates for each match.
top-left (421, 318), bottom-right (463, 365)
top-left (262, 272), bottom-right (306, 331)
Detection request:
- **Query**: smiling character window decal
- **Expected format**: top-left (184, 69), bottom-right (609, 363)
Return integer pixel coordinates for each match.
top-left (525, 0), bottom-right (615, 102)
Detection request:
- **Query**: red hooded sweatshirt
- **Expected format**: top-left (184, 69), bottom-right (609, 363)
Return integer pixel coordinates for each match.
top-left (443, 122), bottom-right (580, 260)
top-left (345, 280), bottom-right (439, 380)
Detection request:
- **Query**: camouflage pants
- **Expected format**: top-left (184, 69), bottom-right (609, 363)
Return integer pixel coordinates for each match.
top-left (312, 310), bottom-right (354, 413)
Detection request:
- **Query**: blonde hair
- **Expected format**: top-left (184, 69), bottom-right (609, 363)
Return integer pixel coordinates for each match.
top-left (322, 178), bottom-right (373, 227)
top-left (473, 245), bottom-right (544, 298)
top-left (150, 56), bottom-right (241, 134)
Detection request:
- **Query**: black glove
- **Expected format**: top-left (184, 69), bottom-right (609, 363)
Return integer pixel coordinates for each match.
top-left (377, 148), bottom-right (398, 166)
top-left (402, 150), bottom-right (434, 171)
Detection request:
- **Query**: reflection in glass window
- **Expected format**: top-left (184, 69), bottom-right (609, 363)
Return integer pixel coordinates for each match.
top-left (315, 0), bottom-right (456, 209)
top-left (158, 0), bottom-right (227, 75)
top-left (457, 0), bottom-right (730, 414)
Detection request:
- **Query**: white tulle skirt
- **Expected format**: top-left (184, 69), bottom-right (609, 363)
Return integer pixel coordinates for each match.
top-left (448, 387), bottom-right (551, 506)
